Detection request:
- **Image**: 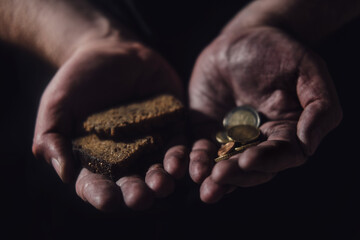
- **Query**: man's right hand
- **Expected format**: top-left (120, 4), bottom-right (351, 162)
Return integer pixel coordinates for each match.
top-left (0, 0), bottom-right (189, 211)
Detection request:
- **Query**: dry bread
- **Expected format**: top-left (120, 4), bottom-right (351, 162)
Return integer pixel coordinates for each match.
top-left (73, 134), bottom-right (158, 180)
top-left (83, 94), bottom-right (184, 137)
top-left (72, 94), bottom-right (184, 180)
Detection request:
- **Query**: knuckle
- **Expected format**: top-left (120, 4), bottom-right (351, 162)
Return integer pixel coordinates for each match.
top-left (146, 168), bottom-right (164, 184)
top-left (190, 149), bottom-right (211, 163)
top-left (211, 162), bottom-right (229, 183)
top-left (147, 163), bottom-right (164, 172)
top-left (190, 166), bottom-right (206, 184)
top-left (167, 146), bottom-right (187, 159)
top-left (238, 150), bottom-right (258, 171)
top-left (189, 151), bottom-right (212, 183)
top-left (238, 157), bottom-right (254, 171)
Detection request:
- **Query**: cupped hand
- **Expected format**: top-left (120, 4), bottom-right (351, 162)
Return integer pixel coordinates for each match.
top-left (32, 40), bottom-right (189, 211)
top-left (188, 27), bottom-right (342, 203)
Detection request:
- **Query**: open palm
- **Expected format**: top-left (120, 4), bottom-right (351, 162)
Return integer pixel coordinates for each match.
top-left (189, 27), bottom-right (342, 203)
top-left (32, 40), bottom-right (188, 211)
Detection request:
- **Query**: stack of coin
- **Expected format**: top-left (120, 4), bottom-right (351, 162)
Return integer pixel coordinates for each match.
top-left (215, 106), bottom-right (262, 162)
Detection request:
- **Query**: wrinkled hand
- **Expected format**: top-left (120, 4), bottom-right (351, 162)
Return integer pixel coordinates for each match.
top-left (32, 40), bottom-right (188, 211)
top-left (188, 27), bottom-right (342, 203)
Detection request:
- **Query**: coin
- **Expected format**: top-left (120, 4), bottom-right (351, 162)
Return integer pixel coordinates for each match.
top-left (218, 141), bottom-right (236, 156)
top-left (216, 130), bottom-right (231, 144)
top-left (214, 141), bottom-right (261, 162)
top-left (214, 151), bottom-right (239, 162)
top-left (234, 141), bottom-right (260, 152)
top-left (223, 106), bottom-right (260, 129)
top-left (227, 125), bottom-right (260, 144)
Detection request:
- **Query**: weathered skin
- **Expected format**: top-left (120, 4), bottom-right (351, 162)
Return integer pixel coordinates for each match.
top-left (189, 26), bottom-right (343, 203)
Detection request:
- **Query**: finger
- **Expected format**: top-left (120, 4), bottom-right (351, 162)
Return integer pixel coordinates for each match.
top-left (33, 83), bottom-right (76, 183)
top-left (116, 175), bottom-right (154, 210)
top-left (297, 52), bottom-right (343, 155)
top-left (145, 163), bottom-right (175, 198)
top-left (75, 168), bottom-right (123, 212)
top-left (189, 139), bottom-right (217, 184)
top-left (32, 132), bottom-right (75, 183)
top-left (211, 158), bottom-right (276, 187)
top-left (199, 177), bottom-right (235, 204)
top-left (164, 145), bottom-right (189, 179)
top-left (238, 121), bottom-right (307, 173)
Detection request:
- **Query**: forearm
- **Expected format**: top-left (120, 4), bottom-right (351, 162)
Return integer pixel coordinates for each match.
top-left (0, 0), bottom-right (136, 66)
top-left (222, 0), bottom-right (360, 45)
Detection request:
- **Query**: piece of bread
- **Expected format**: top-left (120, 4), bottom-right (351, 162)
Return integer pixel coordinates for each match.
top-left (83, 94), bottom-right (184, 138)
top-left (73, 134), bottom-right (158, 180)
top-left (73, 94), bottom-right (185, 180)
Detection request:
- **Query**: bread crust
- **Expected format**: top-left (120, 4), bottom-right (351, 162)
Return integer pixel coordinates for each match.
top-left (83, 94), bottom-right (184, 137)
top-left (72, 94), bottom-right (184, 180)
top-left (73, 134), bottom-right (157, 180)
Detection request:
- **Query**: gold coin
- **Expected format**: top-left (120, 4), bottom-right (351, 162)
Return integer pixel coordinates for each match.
top-left (215, 141), bottom-right (261, 163)
top-left (234, 141), bottom-right (260, 152)
top-left (214, 151), bottom-right (238, 162)
top-left (223, 106), bottom-right (260, 129)
top-left (218, 141), bottom-right (236, 156)
top-left (227, 125), bottom-right (260, 144)
top-left (216, 130), bottom-right (231, 144)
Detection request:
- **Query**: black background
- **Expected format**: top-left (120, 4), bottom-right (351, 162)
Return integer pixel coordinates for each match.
top-left (1, 1), bottom-right (359, 239)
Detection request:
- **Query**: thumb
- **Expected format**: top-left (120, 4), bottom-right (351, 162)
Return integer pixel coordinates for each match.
top-left (32, 132), bottom-right (75, 183)
top-left (297, 52), bottom-right (343, 156)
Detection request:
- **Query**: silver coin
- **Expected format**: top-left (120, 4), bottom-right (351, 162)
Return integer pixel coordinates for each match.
top-left (227, 125), bottom-right (260, 144)
top-left (223, 105), bottom-right (260, 129)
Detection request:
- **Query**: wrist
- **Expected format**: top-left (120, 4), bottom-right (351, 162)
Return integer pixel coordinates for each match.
top-left (0, 0), bottom-right (140, 67)
top-left (220, 2), bottom-right (291, 41)
top-left (221, 0), bottom-right (360, 46)
top-left (50, 16), bottom-right (139, 66)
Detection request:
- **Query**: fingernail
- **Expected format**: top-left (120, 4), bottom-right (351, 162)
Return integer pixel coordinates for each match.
top-left (51, 157), bottom-right (62, 178)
